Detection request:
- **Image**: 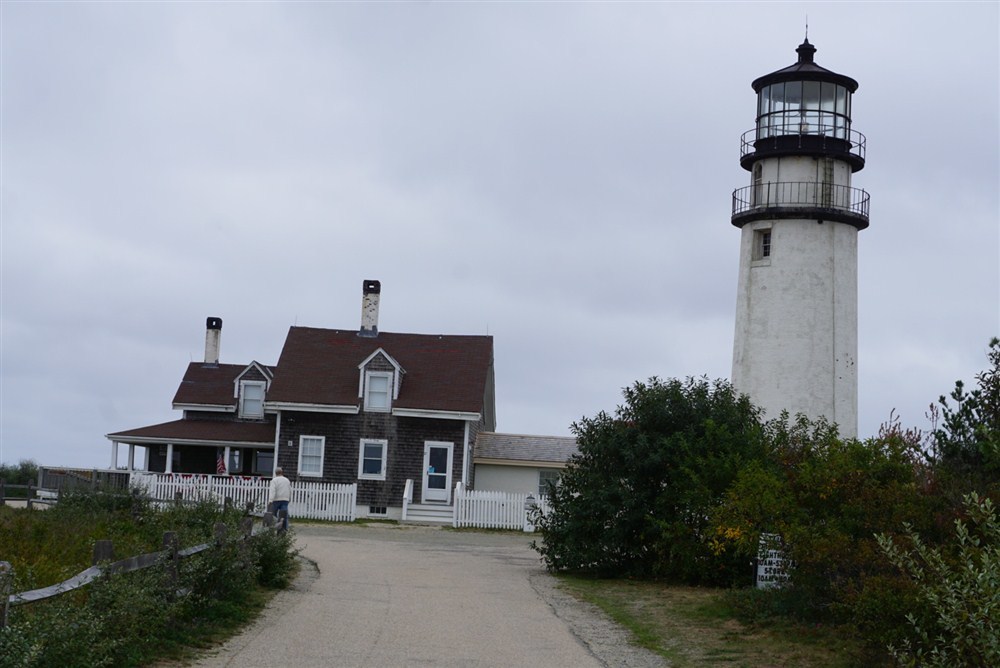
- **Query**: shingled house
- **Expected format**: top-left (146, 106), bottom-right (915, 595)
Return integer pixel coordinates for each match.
top-left (107, 280), bottom-right (503, 520)
top-left (105, 317), bottom-right (279, 477)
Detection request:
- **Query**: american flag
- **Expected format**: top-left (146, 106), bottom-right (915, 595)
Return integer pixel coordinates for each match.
top-left (216, 453), bottom-right (226, 475)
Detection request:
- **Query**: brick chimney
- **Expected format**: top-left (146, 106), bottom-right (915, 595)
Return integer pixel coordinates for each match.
top-left (359, 280), bottom-right (380, 338)
top-left (204, 317), bottom-right (222, 364)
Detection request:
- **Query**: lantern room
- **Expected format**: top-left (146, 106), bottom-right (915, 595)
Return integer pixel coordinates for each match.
top-left (739, 38), bottom-right (866, 173)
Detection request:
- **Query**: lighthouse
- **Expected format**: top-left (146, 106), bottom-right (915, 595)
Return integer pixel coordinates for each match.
top-left (730, 38), bottom-right (869, 438)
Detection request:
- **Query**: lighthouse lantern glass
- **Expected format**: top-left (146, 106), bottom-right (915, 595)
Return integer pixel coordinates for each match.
top-left (757, 80), bottom-right (851, 140)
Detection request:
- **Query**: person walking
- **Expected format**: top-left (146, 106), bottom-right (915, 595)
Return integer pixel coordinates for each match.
top-left (268, 467), bottom-right (292, 531)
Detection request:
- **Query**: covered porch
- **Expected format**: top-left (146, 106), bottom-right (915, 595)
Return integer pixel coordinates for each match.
top-left (106, 419), bottom-right (277, 476)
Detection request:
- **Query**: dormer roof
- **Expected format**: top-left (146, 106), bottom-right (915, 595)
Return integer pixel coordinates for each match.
top-left (234, 360), bottom-right (274, 394)
top-left (357, 348), bottom-right (405, 400)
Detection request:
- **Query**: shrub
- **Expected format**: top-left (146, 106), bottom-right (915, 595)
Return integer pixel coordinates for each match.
top-left (877, 493), bottom-right (1000, 667)
top-left (251, 525), bottom-right (299, 588)
top-left (0, 460), bottom-right (38, 488)
top-left (710, 413), bottom-right (938, 646)
top-left (928, 337), bottom-right (1000, 501)
top-left (532, 377), bottom-right (768, 584)
top-left (0, 491), bottom-right (297, 667)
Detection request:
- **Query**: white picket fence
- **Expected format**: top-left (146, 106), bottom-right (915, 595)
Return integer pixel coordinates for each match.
top-left (452, 483), bottom-right (552, 531)
top-left (129, 473), bottom-right (357, 522)
top-left (289, 481), bottom-right (357, 522)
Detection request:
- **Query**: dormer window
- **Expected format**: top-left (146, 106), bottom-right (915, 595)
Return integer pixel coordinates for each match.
top-left (233, 361), bottom-right (272, 419)
top-left (364, 372), bottom-right (392, 412)
top-left (358, 348), bottom-right (403, 413)
top-left (239, 381), bottom-right (266, 418)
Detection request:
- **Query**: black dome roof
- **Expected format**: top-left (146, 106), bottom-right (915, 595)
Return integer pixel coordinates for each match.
top-left (751, 39), bottom-right (859, 93)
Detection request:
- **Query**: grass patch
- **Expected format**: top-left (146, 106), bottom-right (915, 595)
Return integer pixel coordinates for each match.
top-left (558, 576), bottom-right (867, 668)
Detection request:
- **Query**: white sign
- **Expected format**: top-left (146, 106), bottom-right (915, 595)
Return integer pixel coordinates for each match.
top-left (756, 532), bottom-right (790, 589)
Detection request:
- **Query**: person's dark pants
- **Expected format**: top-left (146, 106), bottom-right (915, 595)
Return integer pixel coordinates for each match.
top-left (273, 500), bottom-right (289, 530)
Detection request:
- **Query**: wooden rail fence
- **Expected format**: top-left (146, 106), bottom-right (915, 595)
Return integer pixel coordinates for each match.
top-left (0, 507), bottom-right (283, 629)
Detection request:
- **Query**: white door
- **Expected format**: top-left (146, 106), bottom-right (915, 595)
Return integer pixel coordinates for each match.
top-left (422, 441), bottom-right (453, 503)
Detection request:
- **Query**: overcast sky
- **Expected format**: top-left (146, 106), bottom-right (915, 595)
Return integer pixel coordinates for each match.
top-left (2, 2), bottom-right (997, 469)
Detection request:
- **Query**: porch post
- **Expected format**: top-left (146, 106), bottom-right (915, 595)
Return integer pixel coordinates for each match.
top-left (127, 444), bottom-right (136, 472)
top-left (223, 446), bottom-right (231, 475)
top-left (165, 443), bottom-right (174, 474)
top-left (272, 411), bottom-right (282, 476)
top-left (461, 421), bottom-right (471, 487)
top-left (110, 441), bottom-right (119, 470)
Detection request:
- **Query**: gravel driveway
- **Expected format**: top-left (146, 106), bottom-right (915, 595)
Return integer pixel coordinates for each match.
top-left (184, 522), bottom-right (665, 668)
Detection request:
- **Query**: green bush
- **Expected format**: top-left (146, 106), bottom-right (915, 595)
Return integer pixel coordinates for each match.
top-left (532, 377), bottom-right (768, 584)
top-left (709, 413), bottom-right (939, 647)
top-left (878, 493), bottom-right (1000, 667)
top-left (928, 337), bottom-right (1000, 501)
top-left (251, 525), bottom-right (300, 588)
top-left (0, 460), bottom-right (39, 497)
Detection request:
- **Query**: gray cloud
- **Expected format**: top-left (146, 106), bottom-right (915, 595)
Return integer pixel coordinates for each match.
top-left (2, 2), bottom-right (997, 467)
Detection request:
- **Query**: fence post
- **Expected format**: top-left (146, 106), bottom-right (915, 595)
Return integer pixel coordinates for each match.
top-left (163, 532), bottom-right (178, 596)
top-left (131, 488), bottom-right (143, 520)
top-left (0, 561), bottom-right (12, 629)
top-left (523, 495), bottom-right (537, 533)
top-left (214, 522), bottom-right (227, 547)
top-left (92, 540), bottom-right (114, 565)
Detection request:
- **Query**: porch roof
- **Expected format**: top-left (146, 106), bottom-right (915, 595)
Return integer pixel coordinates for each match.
top-left (474, 432), bottom-right (578, 465)
top-left (106, 419), bottom-right (275, 447)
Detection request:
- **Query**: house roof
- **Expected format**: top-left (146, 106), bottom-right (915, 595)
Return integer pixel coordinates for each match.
top-left (107, 419), bottom-right (275, 446)
top-left (266, 327), bottom-right (493, 414)
top-left (172, 362), bottom-right (276, 408)
top-left (474, 432), bottom-right (578, 465)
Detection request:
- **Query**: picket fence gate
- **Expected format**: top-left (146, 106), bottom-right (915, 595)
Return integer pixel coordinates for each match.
top-left (130, 473), bottom-right (357, 522)
top-left (452, 483), bottom-right (552, 531)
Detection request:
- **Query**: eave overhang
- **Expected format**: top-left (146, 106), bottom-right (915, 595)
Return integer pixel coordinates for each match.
top-left (105, 434), bottom-right (274, 448)
top-left (391, 408), bottom-right (481, 422)
top-left (474, 457), bottom-right (567, 468)
top-left (264, 402), bottom-right (360, 414)
top-left (173, 403), bottom-right (235, 413)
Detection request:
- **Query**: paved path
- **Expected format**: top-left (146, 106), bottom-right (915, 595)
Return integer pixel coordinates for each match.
top-left (186, 523), bottom-right (664, 668)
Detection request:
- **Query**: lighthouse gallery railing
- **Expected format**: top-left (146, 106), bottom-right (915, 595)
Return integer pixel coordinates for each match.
top-left (732, 182), bottom-right (870, 220)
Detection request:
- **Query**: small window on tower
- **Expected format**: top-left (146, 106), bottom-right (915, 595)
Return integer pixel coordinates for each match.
top-left (753, 229), bottom-right (772, 262)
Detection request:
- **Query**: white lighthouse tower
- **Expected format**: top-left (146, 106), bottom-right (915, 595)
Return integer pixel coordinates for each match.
top-left (731, 38), bottom-right (869, 438)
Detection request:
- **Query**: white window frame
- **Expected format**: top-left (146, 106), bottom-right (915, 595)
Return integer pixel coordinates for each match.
top-left (239, 381), bottom-right (266, 418)
top-left (364, 371), bottom-right (392, 412)
top-left (298, 435), bottom-right (325, 477)
top-left (752, 228), bottom-right (772, 263)
top-left (357, 438), bottom-right (388, 481)
top-left (538, 469), bottom-right (561, 498)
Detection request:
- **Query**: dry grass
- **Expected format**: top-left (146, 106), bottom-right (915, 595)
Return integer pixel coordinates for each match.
top-left (558, 578), bottom-right (867, 667)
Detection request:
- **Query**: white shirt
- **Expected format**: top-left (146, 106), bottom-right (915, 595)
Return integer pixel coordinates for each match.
top-left (269, 474), bottom-right (291, 502)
